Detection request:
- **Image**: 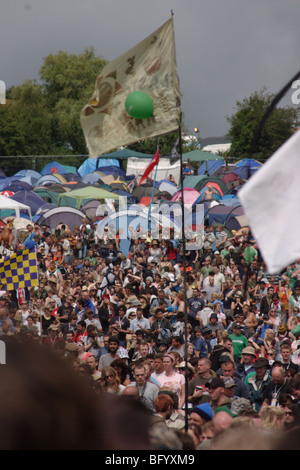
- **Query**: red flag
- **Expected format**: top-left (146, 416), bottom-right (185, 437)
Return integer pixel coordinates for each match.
top-left (138, 148), bottom-right (160, 186)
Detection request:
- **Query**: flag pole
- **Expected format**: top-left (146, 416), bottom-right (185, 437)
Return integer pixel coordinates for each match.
top-left (178, 120), bottom-right (189, 431)
top-left (147, 146), bottom-right (159, 228)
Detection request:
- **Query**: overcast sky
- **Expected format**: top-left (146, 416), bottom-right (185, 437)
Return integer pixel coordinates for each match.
top-left (1, 0), bottom-right (300, 139)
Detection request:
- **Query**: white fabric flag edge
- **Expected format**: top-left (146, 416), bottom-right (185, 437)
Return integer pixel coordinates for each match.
top-left (238, 128), bottom-right (300, 274)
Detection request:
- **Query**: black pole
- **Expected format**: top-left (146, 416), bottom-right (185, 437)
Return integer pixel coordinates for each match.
top-left (250, 69), bottom-right (300, 155)
top-left (243, 70), bottom-right (300, 299)
top-left (178, 122), bottom-right (189, 431)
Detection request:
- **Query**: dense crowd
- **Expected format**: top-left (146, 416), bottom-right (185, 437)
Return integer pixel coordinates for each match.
top-left (0, 216), bottom-right (300, 450)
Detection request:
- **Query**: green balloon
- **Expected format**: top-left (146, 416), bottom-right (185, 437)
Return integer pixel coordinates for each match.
top-left (125, 91), bottom-right (154, 119)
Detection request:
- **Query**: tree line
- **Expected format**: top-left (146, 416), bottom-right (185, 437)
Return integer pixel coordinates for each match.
top-left (0, 48), bottom-right (299, 175)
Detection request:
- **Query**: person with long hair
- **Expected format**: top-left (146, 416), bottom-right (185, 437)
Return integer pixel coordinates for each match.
top-left (101, 366), bottom-right (125, 395)
top-left (53, 244), bottom-right (64, 266)
top-left (166, 241), bottom-right (178, 266)
top-left (111, 358), bottom-right (131, 387)
top-left (260, 405), bottom-right (285, 432)
top-left (261, 328), bottom-right (276, 358)
top-left (149, 240), bottom-right (162, 264)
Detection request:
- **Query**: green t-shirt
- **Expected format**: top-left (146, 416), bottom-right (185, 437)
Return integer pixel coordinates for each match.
top-left (229, 333), bottom-right (248, 358)
top-left (284, 267), bottom-right (298, 290)
top-left (220, 249), bottom-right (229, 258)
top-left (243, 246), bottom-right (257, 264)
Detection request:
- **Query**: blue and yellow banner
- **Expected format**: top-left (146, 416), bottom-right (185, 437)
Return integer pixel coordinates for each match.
top-left (0, 247), bottom-right (38, 291)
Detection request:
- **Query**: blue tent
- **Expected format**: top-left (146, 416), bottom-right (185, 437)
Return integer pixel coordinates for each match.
top-left (10, 190), bottom-right (52, 215)
top-left (33, 174), bottom-right (63, 186)
top-left (0, 175), bottom-right (36, 191)
top-left (111, 189), bottom-right (137, 204)
top-left (78, 158), bottom-right (120, 178)
top-left (219, 195), bottom-right (240, 206)
top-left (62, 172), bottom-right (82, 182)
top-left (235, 158), bottom-right (262, 168)
top-left (3, 180), bottom-right (33, 192)
top-left (234, 159), bottom-right (262, 179)
top-left (40, 161), bottom-right (78, 176)
top-left (198, 160), bottom-right (224, 175)
top-left (233, 166), bottom-right (260, 180)
top-left (82, 172), bottom-right (103, 184)
top-left (97, 166), bottom-right (126, 177)
top-left (13, 169), bottom-right (41, 180)
top-left (97, 158), bottom-right (120, 168)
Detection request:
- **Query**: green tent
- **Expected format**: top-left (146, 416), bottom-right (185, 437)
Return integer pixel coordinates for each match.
top-left (33, 187), bottom-right (60, 205)
top-left (180, 175), bottom-right (207, 189)
top-left (61, 164), bottom-right (78, 174)
top-left (57, 186), bottom-right (121, 209)
top-left (100, 149), bottom-right (154, 159)
top-left (192, 176), bottom-right (229, 195)
top-left (183, 149), bottom-right (224, 162)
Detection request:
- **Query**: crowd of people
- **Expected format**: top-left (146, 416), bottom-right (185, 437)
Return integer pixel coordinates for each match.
top-left (0, 215), bottom-right (300, 450)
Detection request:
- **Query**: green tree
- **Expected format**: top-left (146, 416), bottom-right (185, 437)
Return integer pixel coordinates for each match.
top-left (40, 48), bottom-right (107, 154)
top-left (0, 81), bottom-right (55, 174)
top-left (8, 80), bottom-right (53, 155)
top-left (226, 88), bottom-right (299, 162)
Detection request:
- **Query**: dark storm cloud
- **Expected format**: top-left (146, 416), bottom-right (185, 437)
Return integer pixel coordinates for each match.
top-left (1, 0), bottom-right (299, 138)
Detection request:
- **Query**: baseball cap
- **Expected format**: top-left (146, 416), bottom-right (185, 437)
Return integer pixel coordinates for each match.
top-left (201, 326), bottom-right (212, 335)
top-left (223, 377), bottom-right (235, 389)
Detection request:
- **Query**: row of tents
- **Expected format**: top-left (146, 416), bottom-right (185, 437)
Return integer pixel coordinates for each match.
top-left (0, 152), bottom-right (262, 239)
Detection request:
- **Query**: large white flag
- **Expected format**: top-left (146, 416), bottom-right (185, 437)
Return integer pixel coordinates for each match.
top-left (238, 128), bottom-right (300, 274)
top-left (80, 17), bottom-right (181, 157)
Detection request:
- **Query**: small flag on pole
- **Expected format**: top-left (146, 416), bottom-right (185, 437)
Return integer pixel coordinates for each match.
top-left (80, 17), bottom-right (181, 157)
top-left (238, 128), bottom-right (300, 274)
top-left (0, 247), bottom-right (38, 291)
top-left (138, 148), bottom-right (160, 186)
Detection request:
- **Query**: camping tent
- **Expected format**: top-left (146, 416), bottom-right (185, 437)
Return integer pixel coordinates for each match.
top-left (36, 207), bottom-right (91, 232)
top-left (211, 164), bottom-right (237, 177)
top-left (40, 161), bottom-right (78, 176)
top-left (57, 186), bottom-right (121, 209)
top-left (127, 157), bottom-right (181, 183)
top-left (10, 190), bottom-right (52, 216)
top-left (33, 174), bottom-right (63, 187)
top-left (131, 183), bottom-right (161, 200)
top-left (95, 208), bottom-right (182, 242)
top-left (222, 172), bottom-right (243, 188)
top-left (183, 149), bottom-right (224, 163)
top-left (171, 188), bottom-right (201, 208)
top-left (191, 176), bottom-right (229, 196)
top-left (78, 158), bottom-right (120, 177)
top-left (181, 175), bottom-right (207, 189)
top-left (198, 160), bottom-right (224, 175)
top-left (99, 149), bottom-right (154, 160)
top-left (97, 166), bottom-right (126, 178)
top-left (0, 195), bottom-right (32, 220)
top-left (33, 187), bottom-right (61, 205)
